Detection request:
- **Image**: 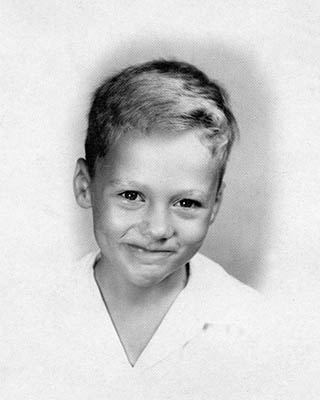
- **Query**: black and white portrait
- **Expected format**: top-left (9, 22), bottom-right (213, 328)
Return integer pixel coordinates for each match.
top-left (1, 1), bottom-right (319, 399)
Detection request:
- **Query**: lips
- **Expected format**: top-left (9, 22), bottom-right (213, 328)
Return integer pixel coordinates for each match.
top-left (125, 243), bottom-right (175, 262)
top-left (127, 242), bottom-right (176, 252)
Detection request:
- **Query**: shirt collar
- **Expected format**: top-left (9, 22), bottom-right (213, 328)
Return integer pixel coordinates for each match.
top-left (83, 249), bottom-right (255, 328)
top-left (82, 250), bottom-right (261, 369)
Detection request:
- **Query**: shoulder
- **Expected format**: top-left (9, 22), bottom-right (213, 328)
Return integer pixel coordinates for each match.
top-left (189, 252), bottom-right (274, 336)
top-left (190, 252), bottom-right (262, 303)
top-left (66, 250), bottom-right (100, 289)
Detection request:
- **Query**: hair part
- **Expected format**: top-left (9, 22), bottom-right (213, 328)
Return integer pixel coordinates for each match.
top-left (85, 59), bottom-right (239, 179)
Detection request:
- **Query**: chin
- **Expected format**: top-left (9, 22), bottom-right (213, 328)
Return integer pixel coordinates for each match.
top-left (127, 265), bottom-right (174, 289)
top-left (129, 272), bottom-right (166, 288)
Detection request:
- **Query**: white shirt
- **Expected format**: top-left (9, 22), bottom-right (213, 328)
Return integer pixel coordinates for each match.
top-left (2, 251), bottom-right (276, 399)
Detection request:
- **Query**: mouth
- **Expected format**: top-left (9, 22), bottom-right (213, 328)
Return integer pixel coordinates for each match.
top-left (125, 243), bottom-right (175, 261)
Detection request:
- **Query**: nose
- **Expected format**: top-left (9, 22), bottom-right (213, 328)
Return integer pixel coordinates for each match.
top-left (140, 205), bottom-right (174, 241)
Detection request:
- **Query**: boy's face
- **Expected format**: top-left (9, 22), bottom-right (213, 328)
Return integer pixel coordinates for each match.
top-left (75, 130), bottom-right (223, 288)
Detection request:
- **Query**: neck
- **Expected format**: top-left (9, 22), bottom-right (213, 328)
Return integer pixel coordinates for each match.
top-left (94, 257), bottom-right (187, 311)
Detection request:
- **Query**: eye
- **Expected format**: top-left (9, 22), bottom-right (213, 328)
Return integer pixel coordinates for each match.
top-left (120, 191), bottom-right (143, 202)
top-left (176, 199), bottom-right (202, 208)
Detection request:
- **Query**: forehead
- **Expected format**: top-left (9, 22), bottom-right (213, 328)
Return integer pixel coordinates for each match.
top-left (95, 130), bottom-right (221, 191)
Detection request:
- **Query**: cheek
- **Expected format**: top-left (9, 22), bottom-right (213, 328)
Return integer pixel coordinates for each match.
top-left (93, 202), bottom-right (139, 236)
top-left (176, 217), bottom-right (211, 246)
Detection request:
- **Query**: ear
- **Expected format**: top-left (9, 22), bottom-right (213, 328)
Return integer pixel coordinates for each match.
top-left (209, 182), bottom-right (225, 225)
top-left (73, 158), bottom-right (92, 209)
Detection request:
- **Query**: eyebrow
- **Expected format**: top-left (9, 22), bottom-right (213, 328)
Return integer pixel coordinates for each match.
top-left (109, 179), bottom-right (143, 187)
top-left (175, 190), bottom-right (207, 199)
top-left (110, 179), bottom-right (207, 198)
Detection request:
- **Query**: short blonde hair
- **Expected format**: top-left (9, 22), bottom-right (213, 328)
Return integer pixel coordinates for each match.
top-left (85, 59), bottom-right (238, 179)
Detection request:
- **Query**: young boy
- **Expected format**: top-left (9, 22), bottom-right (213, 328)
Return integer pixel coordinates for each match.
top-left (71, 60), bottom-right (270, 398)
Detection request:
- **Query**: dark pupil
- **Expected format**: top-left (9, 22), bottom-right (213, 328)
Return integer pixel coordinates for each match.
top-left (126, 192), bottom-right (138, 200)
top-left (181, 199), bottom-right (193, 207)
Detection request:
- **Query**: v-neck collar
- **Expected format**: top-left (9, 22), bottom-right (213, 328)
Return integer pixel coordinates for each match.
top-left (133, 278), bottom-right (203, 369)
top-left (80, 250), bottom-right (260, 370)
top-left (83, 251), bottom-right (207, 370)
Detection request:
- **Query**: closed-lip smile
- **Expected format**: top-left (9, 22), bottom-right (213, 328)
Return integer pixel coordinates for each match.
top-left (127, 243), bottom-right (175, 253)
top-left (125, 243), bottom-right (176, 260)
